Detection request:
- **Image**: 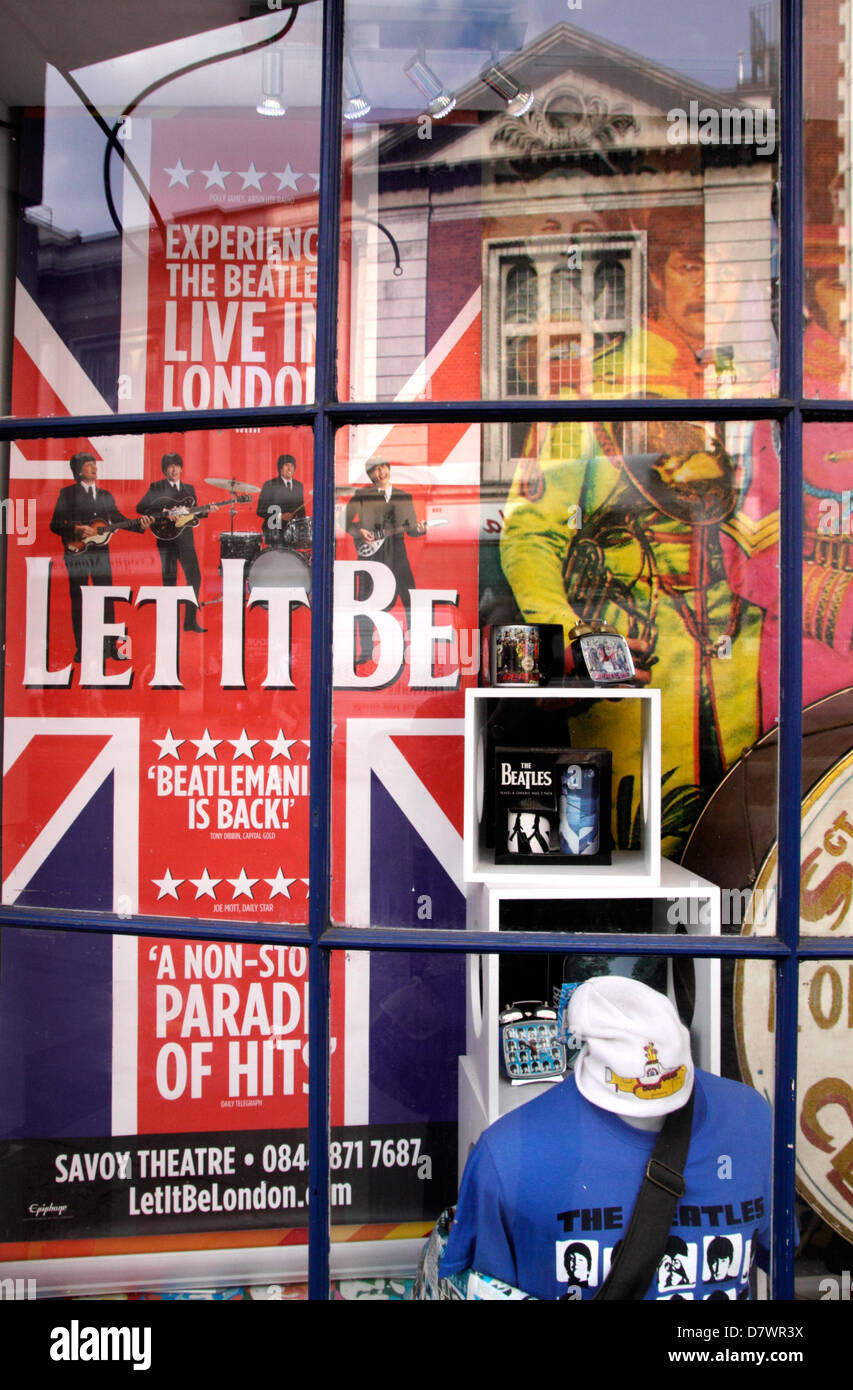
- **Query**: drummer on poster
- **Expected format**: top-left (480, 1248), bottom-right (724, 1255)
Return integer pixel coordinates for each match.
top-left (257, 454), bottom-right (307, 548)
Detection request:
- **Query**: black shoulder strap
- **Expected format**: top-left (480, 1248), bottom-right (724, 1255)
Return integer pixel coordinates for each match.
top-left (593, 1088), bottom-right (695, 1301)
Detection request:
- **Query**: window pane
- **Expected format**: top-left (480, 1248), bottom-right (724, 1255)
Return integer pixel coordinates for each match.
top-left (800, 425), bottom-right (853, 730)
top-left (328, 947), bottom-right (463, 1253)
top-left (740, 957), bottom-right (853, 1298)
top-left (330, 418), bottom-right (776, 927)
top-left (340, 0), bottom-right (779, 402)
top-left (804, 0), bottom-right (850, 398)
top-left (0, 924), bottom-right (317, 1293)
top-left (505, 260), bottom-right (538, 322)
top-left (2, 427), bottom-right (312, 926)
top-left (1, 3), bottom-right (322, 419)
top-left (727, 425), bottom-right (853, 949)
top-left (430, 951), bottom-right (772, 1300)
top-left (794, 960), bottom-right (853, 1299)
top-left (550, 267), bottom-right (582, 322)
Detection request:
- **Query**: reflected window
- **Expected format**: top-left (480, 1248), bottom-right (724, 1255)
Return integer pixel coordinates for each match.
top-left (594, 259), bottom-right (626, 321)
top-left (505, 259), bottom-right (538, 323)
top-left (489, 236), bottom-right (640, 467)
top-left (550, 266), bottom-right (582, 321)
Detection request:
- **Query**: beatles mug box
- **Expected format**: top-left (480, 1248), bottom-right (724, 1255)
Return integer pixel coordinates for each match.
top-left (493, 747), bottom-right (612, 866)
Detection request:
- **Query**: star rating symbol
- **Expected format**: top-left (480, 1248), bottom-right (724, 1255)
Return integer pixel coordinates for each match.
top-left (153, 728), bottom-right (184, 760)
top-left (238, 161), bottom-right (266, 191)
top-left (267, 730), bottom-right (298, 760)
top-left (161, 156), bottom-right (318, 195)
top-left (229, 729), bottom-right (259, 760)
top-left (228, 868), bottom-right (260, 900)
top-left (164, 159), bottom-right (193, 188)
top-left (191, 729), bottom-right (222, 759)
top-left (152, 868), bottom-right (184, 900)
top-left (274, 163), bottom-right (301, 192)
top-left (190, 867), bottom-right (221, 900)
top-left (266, 868), bottom-right (297, 899)
top-left (201, 160), bottom-right (230, 189)
top-left (150, 864), bottom-right (306, 902)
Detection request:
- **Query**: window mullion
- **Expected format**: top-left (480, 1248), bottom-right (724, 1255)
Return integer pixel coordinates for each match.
top-left (771, 0), bottom-right (804, 1302)
top-left (307, 0), bottom-right (345, 1303)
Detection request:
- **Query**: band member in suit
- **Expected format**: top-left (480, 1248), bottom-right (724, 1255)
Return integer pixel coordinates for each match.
top-left (344, 456), bottom-right (426, 666)
top-left (256, 453), bottom-right (307, 547)
top-left (50, 451), bottom-right (151, 661)
top-left (137, 453), bottom-right (207, 633)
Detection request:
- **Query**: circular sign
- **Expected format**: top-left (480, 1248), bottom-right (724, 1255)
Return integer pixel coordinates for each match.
top-left (683, 689), bottom-right (853, 1243)
top-left (735, 751), bottom-right (853, 1243)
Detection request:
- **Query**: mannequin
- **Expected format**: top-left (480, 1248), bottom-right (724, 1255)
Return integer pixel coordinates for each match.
top-left (441, 977), bottom-right (772, 1300)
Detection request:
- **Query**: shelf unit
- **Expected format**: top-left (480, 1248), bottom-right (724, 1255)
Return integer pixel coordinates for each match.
top-left (457, 686), bottom-right (721, 1177)
top-left (464, 686), bottom-right (662, 884)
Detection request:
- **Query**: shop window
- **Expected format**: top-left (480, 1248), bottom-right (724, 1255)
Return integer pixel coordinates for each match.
top-left (1, 0), bottom-right (851, 1314)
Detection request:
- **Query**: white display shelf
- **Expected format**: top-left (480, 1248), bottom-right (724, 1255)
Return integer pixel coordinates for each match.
top-left (456, 863), bottom-right (721, 1177)
top-left (463, 685), bottom-right (661, 886)
top-left (466, 857), bottom-right (721, 929)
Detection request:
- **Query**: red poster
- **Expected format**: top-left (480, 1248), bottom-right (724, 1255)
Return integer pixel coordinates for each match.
top-left (132, 939), bottom-right (345, 1134)
top-left (0, 100), bottom-right (476, 1259)
top-left (4, 112), bottom-right (321, 926)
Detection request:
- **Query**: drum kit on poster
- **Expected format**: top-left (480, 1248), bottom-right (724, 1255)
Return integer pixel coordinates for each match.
top-left (205, 476), bottom-right (312, 599)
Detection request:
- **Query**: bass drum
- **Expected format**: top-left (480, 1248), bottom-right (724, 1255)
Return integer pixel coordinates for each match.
top-left (248, 546), bottom-right (311, 598)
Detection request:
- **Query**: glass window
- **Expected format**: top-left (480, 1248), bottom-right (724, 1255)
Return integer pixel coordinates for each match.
top-left (0, 923), bottom-right (317, 1284)
top-left (5, 5), bottom-right (322, 420)
top-left (3, 427), bottom-right (312, 927)
top-left (340, 0), bottom-right (780, 403)
top-left (331, 415), bottom-right (779, 927)
top-left (0, 0), bottom-right (850, 1309)
top-left (804, 0), bottom-right (850, 398)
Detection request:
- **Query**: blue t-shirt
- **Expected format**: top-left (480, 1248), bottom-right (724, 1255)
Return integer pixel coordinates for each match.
top-left (441, 1071), bottom-right (771, 1301)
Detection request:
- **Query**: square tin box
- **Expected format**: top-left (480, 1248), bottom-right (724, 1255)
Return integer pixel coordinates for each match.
top-left (493, 746), bottom-right (612, 867)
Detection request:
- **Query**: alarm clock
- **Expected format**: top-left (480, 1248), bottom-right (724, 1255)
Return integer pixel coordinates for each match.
top-left (499, 1001), bottom-right (566, 1085)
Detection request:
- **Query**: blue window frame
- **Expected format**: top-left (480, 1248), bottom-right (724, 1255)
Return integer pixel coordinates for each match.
top-left (0, 0), bottom-right (849, 1300)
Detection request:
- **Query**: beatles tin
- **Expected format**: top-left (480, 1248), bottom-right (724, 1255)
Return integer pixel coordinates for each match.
top-left (494, 746), bottom-right (611, 866)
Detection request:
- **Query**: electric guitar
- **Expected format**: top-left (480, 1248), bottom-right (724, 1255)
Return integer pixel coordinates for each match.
top-left (148, 496), bottom-right (252, 542)
top-left (355, 516), bottom-right (449, 558)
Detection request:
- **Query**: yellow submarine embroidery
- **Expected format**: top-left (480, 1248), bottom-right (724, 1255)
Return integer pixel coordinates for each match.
top-left (605, 1042), bottom-right (686, 1100)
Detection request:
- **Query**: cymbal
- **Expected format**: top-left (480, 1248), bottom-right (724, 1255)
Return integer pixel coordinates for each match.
top-left (204, 476), bottom-right (260, 493)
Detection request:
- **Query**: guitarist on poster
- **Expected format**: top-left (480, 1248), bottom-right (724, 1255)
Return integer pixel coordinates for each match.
top-left (345, 456), bottom-right (427, 668)
top-left (137, 452), bottom-right (208, 634)
top-left (50, 451), bottom-right (153, 663)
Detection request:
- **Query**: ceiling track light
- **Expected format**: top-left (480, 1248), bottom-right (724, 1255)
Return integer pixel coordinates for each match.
top-left (343, 55), bottom-right (372, 122)
top-left (404, 53), bottom-right (456, 120)
top-left (257, 50), bottom-right (286, 118)
top-left (481, 62), bottom-right (534, 118)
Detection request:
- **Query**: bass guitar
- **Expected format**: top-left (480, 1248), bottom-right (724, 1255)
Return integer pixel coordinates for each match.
top-left (64, 517), bottom-right (145, 554)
